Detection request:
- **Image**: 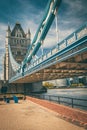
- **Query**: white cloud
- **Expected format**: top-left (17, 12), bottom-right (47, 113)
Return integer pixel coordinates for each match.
top-left (23, 19), bottom-right (38, 40)
top-left (8, 0), bottom-right (85, 56)
top-left (43, 28), bottom-right (73, 49)
top-left (65, 0), bottom-right (85, 12)
top-left (0, 23), bottom-right (7, 48)
top-left (22, 17), bottom-right (56, 49)
top-left (20, 12), bottom-right (75, 51)
top-left (0, 0), bottom-right (86, 79)
top-left (0, 23), bottom-right (7, 76)
top-left (4, 0), bottom-right (86, 57)
top-left (59, 0), bottom-right (87, 28)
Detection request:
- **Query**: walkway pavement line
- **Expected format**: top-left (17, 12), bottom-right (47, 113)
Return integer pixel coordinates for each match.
top-left (26, 96), bottom-right (87, 129)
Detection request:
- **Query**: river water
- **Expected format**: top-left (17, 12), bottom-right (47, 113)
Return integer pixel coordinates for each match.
top-left (42, 88), bottom-right (87, 110)
top-left (44, 88), bottom-right (87, 99)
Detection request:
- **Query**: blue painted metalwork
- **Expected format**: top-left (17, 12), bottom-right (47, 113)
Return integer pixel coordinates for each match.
top-left (24, 36), bottom-right (87, 75)
top-left (9, 22), bottom-right (87, 83)
top-left (8, 0), bottom-right (61, 81)
top-left (22, 0), bottom-right (61, 67)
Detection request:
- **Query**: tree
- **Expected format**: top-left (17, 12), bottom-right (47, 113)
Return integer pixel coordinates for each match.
top-left (43, 82), bottom-right (54, 89)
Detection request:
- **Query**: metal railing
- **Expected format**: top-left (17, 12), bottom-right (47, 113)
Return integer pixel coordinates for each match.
top-left (29, 94), bottom-right (87, 110)
top-left (28, 22), bottom-right (87, 70)
top-left (9, 22), bottom-right (87, 83)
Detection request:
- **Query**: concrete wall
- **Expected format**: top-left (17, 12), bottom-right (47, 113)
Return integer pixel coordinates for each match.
top-left (32, 82), bottom-right (42, 92)
top-left (7, 83), bottom-right (24, 93)
top-left (6, 82), bottom-right (43, 94)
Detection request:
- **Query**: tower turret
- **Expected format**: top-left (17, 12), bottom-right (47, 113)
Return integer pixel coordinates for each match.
top-left (5, 25), bottom-right (11, 81)
top-left (26, 28), bottom-right (31, 39)
top-left (6, 25), bottom-right (11, 37)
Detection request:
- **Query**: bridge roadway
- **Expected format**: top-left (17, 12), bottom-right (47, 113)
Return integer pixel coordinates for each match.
top-left (0, 99), bottom-right (85, 130)
top-left (9, 23), bottom-right (87, 83)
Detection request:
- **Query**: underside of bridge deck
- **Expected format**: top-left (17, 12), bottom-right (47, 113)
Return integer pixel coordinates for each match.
top-left (13, 51), bottom-right (87, 83)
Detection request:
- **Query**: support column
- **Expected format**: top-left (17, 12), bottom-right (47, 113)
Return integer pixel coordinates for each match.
top-left (32, 82), bottom-right (43, 93)
top-left (66, 78), bottom-right (71, 86)
top-left (73, 77), bottom-right (79, 84)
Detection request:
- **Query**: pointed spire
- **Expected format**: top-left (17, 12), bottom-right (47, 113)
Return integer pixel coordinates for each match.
top-left (7, 25), bottom-right (11, 32)
top-left (7, 22), bottom-right (11, 32)
top-left (6, 24), bottom-right (11, 37)
top-left (28, 28), bottom-right (31, 34)
top-left (16, 21), bottom-right (20, 25)
top-left (26, 28), bottom-right (31, 39)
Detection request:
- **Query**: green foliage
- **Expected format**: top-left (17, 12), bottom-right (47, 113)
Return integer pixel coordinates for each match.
top-left (70, 83), bottom-right (84, 88)
top-left (43, 82), bottom-right (54, 89)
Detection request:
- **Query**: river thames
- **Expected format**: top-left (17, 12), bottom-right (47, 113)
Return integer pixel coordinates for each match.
top-left (42, 88), bottom-right (87, 110)
top-left (44, 88), bottom-right (87, 99)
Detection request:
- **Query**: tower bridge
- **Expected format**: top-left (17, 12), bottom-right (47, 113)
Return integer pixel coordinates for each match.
top-left (9, 23), bottom-right (87, 83)
top-left (3, 0), bottom-right (87, 93)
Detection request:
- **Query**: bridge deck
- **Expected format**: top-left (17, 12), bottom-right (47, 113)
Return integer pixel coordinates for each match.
top-left (0, 100), bottom-right (85, 130)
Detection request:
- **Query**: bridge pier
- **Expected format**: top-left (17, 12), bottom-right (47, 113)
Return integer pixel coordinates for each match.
top-left (23, 82), bottom-right (43, 94)
top-left (24, 82), bottom-right (46, 94)
top-left (72, 77), bottom-right (79, 84)
top-left (66, 78), bottom-right (71, 86)
top-left (31, 82), bottom-right (43, 93)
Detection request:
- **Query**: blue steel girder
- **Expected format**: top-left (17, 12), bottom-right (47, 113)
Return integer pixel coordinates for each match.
top-left (22, 0), bottom-right (61, 68)
top-left (9, 34), bottom-right (87, 83)
top-left (9, 22), bottom-right (87, 83)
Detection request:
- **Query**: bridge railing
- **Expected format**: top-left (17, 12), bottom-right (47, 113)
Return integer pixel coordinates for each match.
top-left (9, 22), bottom-right (87, 82)
top-left (25, 22), bottom-right (87, 71)
top-left (29, 94), bottom-right (87, 111)
top-left (76, 25), bottom-right (87, 39)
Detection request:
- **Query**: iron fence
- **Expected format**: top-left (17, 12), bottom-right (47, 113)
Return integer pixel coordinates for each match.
top-left (29, 94), bottom-right (87, 110)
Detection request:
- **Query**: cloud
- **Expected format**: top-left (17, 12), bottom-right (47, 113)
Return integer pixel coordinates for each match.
top-left (0, 23), bottom-right (6, 77)
top-left (21, 0), bottom-right (87, 50)
top-left (19, 5), bottom-right (76, 51)
top-left (58, 0), bottom-right (87, 30)
top-left (0, 23), bottom-right (7, 48)
top-left (0, 0), bottom-right (86, 70)
top-left (20, 8), bottom-right (45, 39)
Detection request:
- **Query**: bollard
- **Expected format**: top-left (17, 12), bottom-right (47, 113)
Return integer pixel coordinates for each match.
top-left (13, 96), bottom-right (18, 103)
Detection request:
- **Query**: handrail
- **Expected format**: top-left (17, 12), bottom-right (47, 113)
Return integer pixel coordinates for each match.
top-left (9, 22), bottom-right (87, 82)
top-left (25, 22), bottom-right (87, 71)
top-left (29, 94), bottom-right (87, 110)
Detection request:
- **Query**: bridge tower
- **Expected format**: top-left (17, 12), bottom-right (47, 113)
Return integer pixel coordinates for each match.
top-left (5, 25), bottom-right (11, 81)
top-left (4, 22), bottom-right (31, 80)
top-left (3, 23), bottom-right (32, 93)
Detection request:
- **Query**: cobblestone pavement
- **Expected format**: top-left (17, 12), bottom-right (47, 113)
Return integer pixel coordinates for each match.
top-left (0, 100), bottom-right (85, 130)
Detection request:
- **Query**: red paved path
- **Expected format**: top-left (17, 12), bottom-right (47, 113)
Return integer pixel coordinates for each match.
top-left (26, 96), bottom-right (87, 129)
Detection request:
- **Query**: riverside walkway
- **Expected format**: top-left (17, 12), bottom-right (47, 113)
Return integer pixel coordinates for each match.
top-left (0, 99), bottom-right (86, 130)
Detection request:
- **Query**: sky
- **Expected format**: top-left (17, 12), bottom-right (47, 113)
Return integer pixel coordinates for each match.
top-left (0, 0), bottom-right (87, 79)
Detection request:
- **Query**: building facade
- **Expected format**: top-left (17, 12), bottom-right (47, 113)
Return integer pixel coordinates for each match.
top-left (4, 22), bottom-right (31, 81)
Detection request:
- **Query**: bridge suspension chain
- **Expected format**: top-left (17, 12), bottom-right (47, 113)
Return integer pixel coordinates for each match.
top-left (8, 45), bottom-right (21, 72)
top-left (21, 0), bottom-right (61, 70)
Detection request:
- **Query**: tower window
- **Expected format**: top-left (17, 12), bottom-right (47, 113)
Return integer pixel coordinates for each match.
top-left (17, 51), bottom-right (21, 55)
top-left (20, 34), bottom-right (21, 37)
